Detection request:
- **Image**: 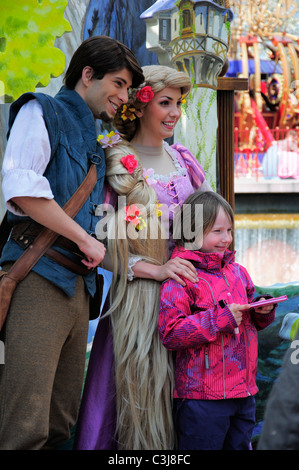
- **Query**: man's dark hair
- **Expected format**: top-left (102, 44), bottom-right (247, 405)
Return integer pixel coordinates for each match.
top-left (64, 35), bottom-right (144, 89)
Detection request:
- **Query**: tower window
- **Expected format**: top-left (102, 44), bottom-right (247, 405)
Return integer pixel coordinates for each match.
top-left (183, 9), bottom-right (191, 29)
top-left (159, 18), bottom-right (171, 42)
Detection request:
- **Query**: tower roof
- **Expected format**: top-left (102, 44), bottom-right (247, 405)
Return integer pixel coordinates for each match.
top-left (140, 0), bottom-right (177, 19)
top-left (141, 1), bottom-right (233, 20)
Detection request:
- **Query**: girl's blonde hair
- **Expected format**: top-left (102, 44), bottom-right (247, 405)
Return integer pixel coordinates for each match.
top-left (113, 64), bottom-right (192, 141)
top-left (103, 65), bottom-right (192, 450)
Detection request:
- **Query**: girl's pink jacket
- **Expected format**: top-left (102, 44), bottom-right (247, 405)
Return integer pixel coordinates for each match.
top-left (158, 247), bottom-right (275, 400)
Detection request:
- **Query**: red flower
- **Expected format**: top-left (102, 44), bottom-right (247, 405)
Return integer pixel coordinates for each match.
top-left (120, 154), bottom-right (138, 174)
top-left (136, 86), bottom-right (154, 103)
top-left (125, 205), bottom-right (140, 226)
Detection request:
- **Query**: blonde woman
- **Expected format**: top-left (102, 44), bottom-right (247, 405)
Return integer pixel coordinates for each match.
top-left (75, 65), bottom-right (212, 450)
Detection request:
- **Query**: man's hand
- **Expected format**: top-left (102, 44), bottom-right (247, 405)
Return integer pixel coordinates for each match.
top-left (78, 235), bottom-right (106, 268)
top-left (11, 196), bottom-right (106, 267)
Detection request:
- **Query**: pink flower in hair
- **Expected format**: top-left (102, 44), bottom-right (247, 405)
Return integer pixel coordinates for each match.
top-left (136, 86), bottom-right (154, 103)
top-left (125, 204), bottom-right (140, 226)
top-left (120, 154), bottom-right (138, 174)
top-left (143, 167), bottom-right (156, 185)
top-left (97, 131), bottom-right (121, 148)
top-left (125, 205), bottom-right (147, 231)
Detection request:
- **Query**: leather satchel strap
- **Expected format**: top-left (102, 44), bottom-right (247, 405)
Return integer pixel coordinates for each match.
top-left (61, 163), bottom-right (97, 219)
top-left (4, 163), bottom-right (98, 284)
top-left (45, 247), bottom-right (91, 276)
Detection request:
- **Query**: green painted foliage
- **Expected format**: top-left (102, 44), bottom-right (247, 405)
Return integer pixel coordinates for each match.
top-left (175, 86), bottom-right (218, 190)
top-left (0, 0), bottom-right (71, 101)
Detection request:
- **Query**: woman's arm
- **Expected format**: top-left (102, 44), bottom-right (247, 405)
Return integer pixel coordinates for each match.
top-left (131, 257), bottom-right (199, 286)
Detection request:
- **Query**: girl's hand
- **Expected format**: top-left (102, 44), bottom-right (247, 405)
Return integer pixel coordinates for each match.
top-left (154, 257), bottom-right (199, 286)
top-left (228, 303), bottom-right (250, 326)
top-left (254, 297), bottom-right (275, 314)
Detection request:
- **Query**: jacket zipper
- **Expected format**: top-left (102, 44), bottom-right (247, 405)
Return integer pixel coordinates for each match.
top-left (237, 265), bottom-right (251, 395)
top-left (223, 273), bottom-right (229, 288)
top-left (204, 346), bottom-right (209, 369)
top-left (221, 333), bottom-right (225, 398)
top-left (222, 273), bottom-right (230, 398)
top-left (242, 323), bottom-right (251, 396)
top-left (224, 270), bottom-right (251, 396)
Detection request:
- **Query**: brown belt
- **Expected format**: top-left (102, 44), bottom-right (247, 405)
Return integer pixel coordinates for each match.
top-left (10, 222), bottom-right (92, 276)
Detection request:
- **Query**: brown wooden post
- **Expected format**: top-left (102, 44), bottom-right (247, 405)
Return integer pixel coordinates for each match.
top-left (217, 77), bottom-right (248, 249)
top-left (217, 77), bottom-right (248, 211)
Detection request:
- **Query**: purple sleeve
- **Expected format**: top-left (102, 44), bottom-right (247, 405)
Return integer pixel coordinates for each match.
top-left (171, 143), bottom-right (206, 190)
top-left (250, 294), bottom-right (276, 330)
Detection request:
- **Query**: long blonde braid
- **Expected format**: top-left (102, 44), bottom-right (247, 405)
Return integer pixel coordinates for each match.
top-left (105, 140), bottom-right (175, 450)
top-left (103, 65), bottom-right (192, 449)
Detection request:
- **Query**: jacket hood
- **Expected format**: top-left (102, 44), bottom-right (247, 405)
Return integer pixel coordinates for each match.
top-left (172, 245), bottom-right (236, 271)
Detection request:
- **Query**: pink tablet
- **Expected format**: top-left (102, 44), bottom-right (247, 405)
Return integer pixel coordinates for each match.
top-left (250, 295), bottom-right (288, 309)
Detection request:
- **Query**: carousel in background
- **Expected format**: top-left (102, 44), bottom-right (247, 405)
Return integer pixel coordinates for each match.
top-left (228, 0), bottom-right (299, 180)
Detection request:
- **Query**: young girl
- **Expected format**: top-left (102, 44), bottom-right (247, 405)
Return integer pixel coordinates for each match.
top-left (158, 191), bottom-right (276, 450)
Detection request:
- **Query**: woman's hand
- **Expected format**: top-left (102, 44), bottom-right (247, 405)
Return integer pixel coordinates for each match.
top-left (152, 257), bottom-right (199, 286)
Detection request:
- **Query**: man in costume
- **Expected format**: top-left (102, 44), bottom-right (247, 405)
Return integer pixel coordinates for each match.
top-left (0, 35), bottom-right (143, 450)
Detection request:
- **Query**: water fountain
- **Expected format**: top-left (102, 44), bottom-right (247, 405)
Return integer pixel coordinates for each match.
top-left (234, 213), bottom-right (299, 446)
top-left (235, 214), bottom-right (299, 286)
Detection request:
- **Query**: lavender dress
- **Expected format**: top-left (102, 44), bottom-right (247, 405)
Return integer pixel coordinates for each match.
top-left (74, 143), bottom-right (207, 449)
